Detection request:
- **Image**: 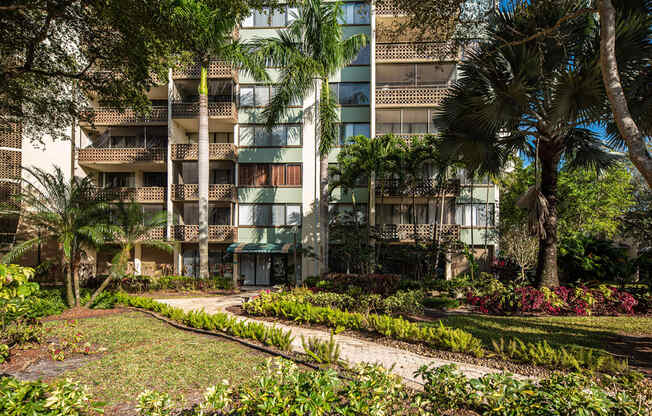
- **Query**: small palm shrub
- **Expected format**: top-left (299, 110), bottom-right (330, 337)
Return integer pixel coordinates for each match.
top-left (301, 333), bottom-right (341, 365)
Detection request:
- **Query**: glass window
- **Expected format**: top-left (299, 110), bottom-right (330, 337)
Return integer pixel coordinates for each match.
top-left (271, 126), bottom-right (286, 146)
top-left (339, 2), bottom-right (370, 24)
top-left (286, 126), bottom-right (301, 145)
top-left (254, 127), bottom-right (271, 146)
top-left (254, 205), bottom-right (271, 226)
top-left (240, 86), bottom-right (254, 106)
top-left (286, 205), bottom-right (301, 225)
top-left (143, 172), bottom-right (166, 187)
top-left (271, 205), bottom-right (285, 226)
top-left (456, 204), bottom-right (495, 226)
top-left (270, 8), bottom-right (285, 26)
top-left (254, 86), bottom-right (270, 106)
top-left (339, 123), bottom-right (370, 145)
top-left (403, 109), bottom-right (428, 134)
top-left (239, 205), bottom-right (254, 226)
top-left (332, 83), bottom-right (369, 105)
top-left (376, 109), bottom-right (401, 134)
top-left (350, 45), bottom-right (370, 65)
top-left (376, 64), bottom-right (415, 87)
top-left (102, 172), bottom-right (134, 188)
top-left (417, 63), bottom-right (456, 85)
top-left (287, 7), bottom-right (299, 23)
top-left (239, 126), bottom-right (255, 146)
top-left (254, 8), bottom-right (270, 27)
top-left (242, 13), bottom-right (254, 28)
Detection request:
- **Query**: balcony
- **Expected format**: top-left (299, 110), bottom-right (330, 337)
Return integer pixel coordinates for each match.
top-left (171, 184), bottom-right (235, 201)
top-left (373, 224), bottom-right (460, 243)
top-left (375, 85), bottom-right (449, 107)
top-left (170, 143), bottom-right (236, 161)
top-left (78, 147), bottom-right (166, 164)
top-left (376, 178), bottom-right (461, 198)
top-left (81, 106), bottom-right (168, 126)
top-left (91, 187), bottom-right (166, 202)
top-left (172, 225), bottom-right (236, 242)
top-left (171, 101), bottom-right (236, 120)
top-left (172, 61), bottom-right (236, 80)
top-left (375, 0), bottom-right (406, 15)
top-left (376, 42), bottom-right (459, 63)
top-left (142, 227), bottom-right (167, 240)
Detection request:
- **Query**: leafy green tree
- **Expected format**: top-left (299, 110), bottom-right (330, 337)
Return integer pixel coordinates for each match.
top-left (0, 167), bottom-right (108, 306)
top-left (435, 0), bottom-right (618, 287)
top-left (253, 0), bottom-right (367, 273)
top-left (87, 202), bottom-right (172, 306)
top-left (169, 0), bottom-right (269, 278)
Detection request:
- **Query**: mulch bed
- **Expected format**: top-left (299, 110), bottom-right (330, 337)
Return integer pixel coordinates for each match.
top-left (42, 307), bottom-right (129, 322)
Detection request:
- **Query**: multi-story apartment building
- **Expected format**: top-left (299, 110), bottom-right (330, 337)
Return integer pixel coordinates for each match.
top-left (8, 1), bottom-right (498, 284)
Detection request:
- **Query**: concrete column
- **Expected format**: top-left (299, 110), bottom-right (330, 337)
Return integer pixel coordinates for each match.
top-left (173, 243), bottom-right (181, 275)
top-left (369, 3), bottom-right (376, 227)
top-left (167, 69), bottom-right (175, 242)
top-left (445, 251), bottom-right (453, 280)
top-left (134, 243), bottom-right (142, 275)
top-left (301, 80), bottom-right (320, 281)
top-left (134, 170), bottom-right (143, 187)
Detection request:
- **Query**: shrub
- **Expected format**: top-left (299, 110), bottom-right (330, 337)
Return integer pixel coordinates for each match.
top-left (423, 296), bottom-right (461, 310)
top-left (301, 332), bottom-right (341, 365)
top-left (416, 364), bottom-right (649, 416)
top-left (0, 377), bottom-right (97, 415)
top-left (136, 390), bottom-right (173, 416)
top-left (316, 273), bottom-right (401, 296)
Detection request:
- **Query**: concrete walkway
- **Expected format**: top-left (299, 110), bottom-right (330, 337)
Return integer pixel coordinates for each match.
top-left (157, 295), bottom-right (524, 385)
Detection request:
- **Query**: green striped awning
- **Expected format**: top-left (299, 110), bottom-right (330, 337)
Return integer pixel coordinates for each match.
top-left (226, 243), bottom-right (300, 254)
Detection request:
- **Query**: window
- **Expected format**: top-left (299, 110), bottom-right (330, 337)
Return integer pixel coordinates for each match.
top-left (239, 125), bottom-right (302, 147)
top-left (330, 83), bottom-right (370, 105)
top-left (210, 206), bottom-right (230, 225)
top-left (239, 164), bottom-right (302, 186)
top-left (143, 172), bottom-right (166, 187)
top-left (99, 172), bottom-right (134, 188)
top-left (329, 204), bottom-right (368, 222)
top-left (338, 123), bottom-right (370, 145)
top-left (239, 204), bottom-right (302, 226)
top-left (240, 85), bottom-right (301, 107)
top-left (186, 132), bottom-right (233, 144)
top-left (376, 63), bottom-right (456, 87)
top-left (456, 204), bottom-right (495, 226)
top-left (350, 45), bottom-right (370, 65)
top-left (376, 108), bottom-right (439, 135)
top-left (242, 5), bottom-right (299, 28)
top-left (211, 169), bottom-right (232, 184)
top-left (338, 2), bottom-right (370, 24)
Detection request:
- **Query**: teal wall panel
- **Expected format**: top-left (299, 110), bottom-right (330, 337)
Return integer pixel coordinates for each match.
top-left (238, 147), bottom-right (302, 163)
top-left (237, 187), bottom-right (302, 203)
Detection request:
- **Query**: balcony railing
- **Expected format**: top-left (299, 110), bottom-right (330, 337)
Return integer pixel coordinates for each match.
top-left (372, 224), bottom-right (460, 242)
top-left (171, 101), bottom-right (236, 120)
top-left (170, 143), bottom-right (236, 161)
top-left (170, 184), bottom-right (235, 201)
top-left (172, 225), bottom-right (236, 242)
top-left (78, 147), bottom-right (166, 163)
top-left (376, 42), bottom-right (459, 62)
top-left (375, 85), bottom-right (449, 106)
top-left (82, 106), bottom-right (168, 126)
top-left (91, 187), bottom-right (166, 202)
top-left (172, 61), bottom-right (235, 80)
top-left (376, 178), bottom-right (460, 197)
top-left (375, 0), bottom-right (406, 15)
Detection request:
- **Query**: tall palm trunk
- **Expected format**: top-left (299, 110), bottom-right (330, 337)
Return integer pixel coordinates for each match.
top-left (73, 252), bottom-right (81, 307)
top-left (320, 154), bottom-right (329, 275)
top-left (535, 151), bottom-right (560, 288)
top-left (62, 250), bottom-right (74, 307)
top-left (198, 65), bottom-right (209, 279)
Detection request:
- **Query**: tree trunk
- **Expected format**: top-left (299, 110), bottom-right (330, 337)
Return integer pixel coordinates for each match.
top-left (86, 245), bottom-right (129, 306)
top-left (599, 0), bottom-right (652, 188)
top-left (73, 254), bottom-right (80, 307)
top-left (63, 252), bottom-right (74, 307)
top-left (198, 65), bottom-right (209, 279)
top-left (320, 154), bottom-right (329, 275)
top-left (535, 151), bottom-right (560, 288)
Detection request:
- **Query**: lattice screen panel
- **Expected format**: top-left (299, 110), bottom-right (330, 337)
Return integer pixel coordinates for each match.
top-left (0, 122), bottom-right (22, 149)
top-left (376, 42), bottom-right (459, 62)
top-left (170, 144), bottom-right (236, 161)
top-left (171, 102), bottom-right (236, 120)
top-left (172, 225), bottom-right (235, 242)
top-left (172, 61), bottom-right (234, 79)
top-left (375, 86), bottom-right (449, 106)
top-left (0, 150), bottom-right (21, 179)
top-left (88, 107), bottom-right (168, 126)
top-left (78, 147), bottom-right (166, 163)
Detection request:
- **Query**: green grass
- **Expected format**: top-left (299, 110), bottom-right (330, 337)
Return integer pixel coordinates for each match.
top-left (430, 314), bottom-right (652, 354)
top-left (44, 312), bottom-right (268, 412)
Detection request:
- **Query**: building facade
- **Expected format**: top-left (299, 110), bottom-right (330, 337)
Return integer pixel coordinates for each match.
top-left (9, 1), bottom-right (498, 283)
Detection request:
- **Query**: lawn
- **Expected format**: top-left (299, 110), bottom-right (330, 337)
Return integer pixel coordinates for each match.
top-left (43, 312), bottom-right (269, 414)
top-left (432, 314), bottom-right (652, 353)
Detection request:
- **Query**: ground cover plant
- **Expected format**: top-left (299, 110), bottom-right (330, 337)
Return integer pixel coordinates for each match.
top-left (41, 311), bottom-right (268, 413)
top-left (86, 274), bottom-right (235, 294)
top-left (242, 291), bottom-right (630, 375)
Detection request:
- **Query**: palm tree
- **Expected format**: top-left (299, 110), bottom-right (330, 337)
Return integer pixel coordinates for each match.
top-left (86, 201), bottom-right (172, 305)
top-left (253, 0), bottom-right (367, 274)
top-left (435, 0), bottom-right (618, 287)
top-left (170, 1), bottom-right (269, 278)
top-left (1, 167), bottom-right (108, 306)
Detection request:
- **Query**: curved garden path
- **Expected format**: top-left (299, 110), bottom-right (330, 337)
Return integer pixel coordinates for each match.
top-left (157, 294), bottom-right (529, 385)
